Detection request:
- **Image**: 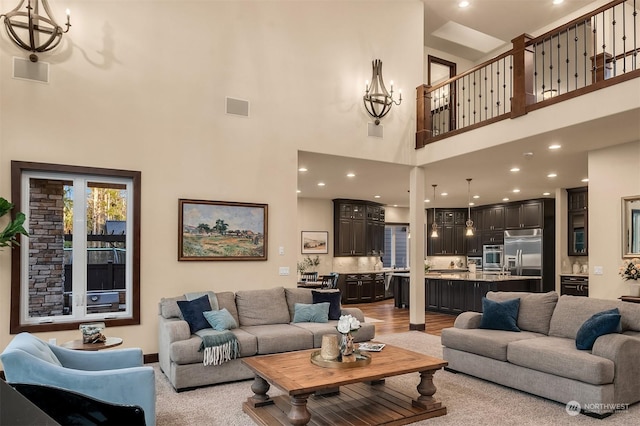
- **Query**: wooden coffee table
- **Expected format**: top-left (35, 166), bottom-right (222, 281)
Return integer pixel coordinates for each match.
top-left (60, 337), bottom-right (123, 351)
top-left (242, 343), bottom-right (447, 425)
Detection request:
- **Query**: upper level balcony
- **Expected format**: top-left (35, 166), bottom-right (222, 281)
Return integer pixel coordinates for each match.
top-left (416, 0), bottom-right (640, 150)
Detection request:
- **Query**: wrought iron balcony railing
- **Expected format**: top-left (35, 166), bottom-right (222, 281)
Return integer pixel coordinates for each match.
top-left (416, 0), bottom-right (640, 148)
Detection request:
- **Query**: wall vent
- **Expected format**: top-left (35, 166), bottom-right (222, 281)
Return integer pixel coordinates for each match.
top-left (225, 97), bottom-right (250, 117)
top-left (367, 122), bottom-right (383, 138)
top-left (13, 57), bottom-right (49, 83)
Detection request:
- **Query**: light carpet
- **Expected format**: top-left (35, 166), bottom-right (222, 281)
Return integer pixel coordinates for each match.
top-left (155, 332), bottom-right (639, 425)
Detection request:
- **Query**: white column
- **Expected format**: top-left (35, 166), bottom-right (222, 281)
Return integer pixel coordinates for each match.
top-left (409, 166), bottom-right (426, 329)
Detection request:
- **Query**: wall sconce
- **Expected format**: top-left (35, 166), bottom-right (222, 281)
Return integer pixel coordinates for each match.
top-left (363, 59), bottom-right (402, 125)
top-left (1, 0), bottom-right (71, 63)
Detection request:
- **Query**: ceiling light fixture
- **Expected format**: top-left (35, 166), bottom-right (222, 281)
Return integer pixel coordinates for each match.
top-left (298, 167), bottom-right (308, 172)
top-left (346, 172), bottom-right (355, 177)
top-left (458, 1), bottom-right (470, 7)
top-left (317, 182), bottom-right (325, 187)
top-left (374, 195), bottom-right (381, 199)
top-left (548, 144), bottom-right (562, 150)
top-left (581, 178), bottom-right (589, 182)
top-left (465, 178), bottom-right (474, 237)
top-left (441, 192), bottom-right (448, 196)
top-left (513, 189), bottom-right (521, 193)
top-left (543, 192), bottom-right (551, 196)
top-left (541, 89), bottom-right (558, 99)
top-left (503, 197), bottom-right (510, 201)
top-left (431, 184), bottom-right (439, 238)
top-left (0, 0), bottom-right (71, 62)
top-left (547, 173), bottom-right (557, 178)
top-left (363, 59), bottom-right (401, 125)
top-left (510, 167), bottom-right (520, 172)
top-left (553, 0), bottom-right (564, 5)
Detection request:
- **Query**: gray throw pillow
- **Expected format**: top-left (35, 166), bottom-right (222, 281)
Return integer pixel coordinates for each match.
top-left (203, 308), bottom-right (238, 331)
top-left (293, 302), bottom-right (330, 323)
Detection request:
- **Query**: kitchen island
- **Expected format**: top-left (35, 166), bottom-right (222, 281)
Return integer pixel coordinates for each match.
top-left (393, 272), bottom-right (542, 314)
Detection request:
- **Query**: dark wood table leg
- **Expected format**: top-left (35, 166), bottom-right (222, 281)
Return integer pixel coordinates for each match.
top-left (247, 374), bottom-right (273, 407)
top-left (288, 393), bottom-right (312, 425)
top-left (413, 369), bottom-right (442, 410)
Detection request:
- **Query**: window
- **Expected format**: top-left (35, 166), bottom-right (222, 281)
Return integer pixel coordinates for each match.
top-left (382, 224), bottom-right (409, 269)
top-left (10, 161), bottom-right (141, 333)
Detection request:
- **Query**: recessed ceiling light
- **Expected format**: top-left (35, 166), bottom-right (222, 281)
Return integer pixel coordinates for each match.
top-left (441, 192), bottom-right (448, 196)
top-left (543, 192), bottom-right (551, 196)
top-left (346, 173), bottom-right (356, 178)
top-left (548, 144), bottom-right (562, 150)
top-left (317, 182), bottom-right (325, 187)
top-left (581, 178), bottom-right (589, 182)
top-left (469, 202), bottom-right (475, 206)
top-left (298, 167), bottom-right (307, 172)
top-left (458, 1), bottom-right (470, 8)
top-left (424, 199), bottom-right (430, 203)
top-left (513, 189), bottom-right (520, 193)
top-left (510, 167), bottom-right (520, 172)
top-left (374, 195), bottom-right (381, 199)
top-left (296, 190), bottom-right (301, 193)
top-left (553, 0), bottom-right (564, 5)
top-left (473, 195), bottom-right (480, 199)
top-left (503, 197), bottom-right (510, 201)
top-left (547, 173), bottom-right (557, 178)
top-left (393, 204), bottom-right (398, 207)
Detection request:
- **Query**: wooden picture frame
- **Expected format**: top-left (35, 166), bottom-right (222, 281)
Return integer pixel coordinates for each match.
top-left (301, 231), bottom-right (329, 254)
top-left (178, 199), bottom-right (268, 261)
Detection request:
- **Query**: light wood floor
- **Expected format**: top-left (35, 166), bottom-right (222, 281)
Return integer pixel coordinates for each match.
top-left (351, 299), bottom-right (457, 336)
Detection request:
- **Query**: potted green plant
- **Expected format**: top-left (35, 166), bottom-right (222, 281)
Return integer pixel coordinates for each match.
top-left (0, 197), bottom-right (29, 248)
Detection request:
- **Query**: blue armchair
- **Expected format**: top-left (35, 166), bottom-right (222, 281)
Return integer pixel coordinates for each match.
top-left (0, 332), bottom-right (156, 426)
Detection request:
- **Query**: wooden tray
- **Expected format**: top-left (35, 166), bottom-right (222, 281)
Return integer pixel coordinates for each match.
top-left (310, 350), bottom-right (371, 368)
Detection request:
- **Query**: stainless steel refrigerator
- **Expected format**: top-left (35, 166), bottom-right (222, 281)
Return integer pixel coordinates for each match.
top-left (504, 229), bottom-right (543, 277)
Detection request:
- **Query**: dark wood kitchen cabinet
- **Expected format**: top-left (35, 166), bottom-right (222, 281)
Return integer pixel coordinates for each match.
top-left (334, 199), bottom-right (384, 257)
top-left (505, 201), bottom-right (543, 229)
top-left (428, 208), bottom-right (466, 255)
top-left (340, 273), bottom-right (375, 303)
top-left (482, 206), bottom-right (505, 231)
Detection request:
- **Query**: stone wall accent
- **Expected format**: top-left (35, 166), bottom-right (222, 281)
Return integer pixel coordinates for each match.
top-left (28, 179), bottom-right (65, 317)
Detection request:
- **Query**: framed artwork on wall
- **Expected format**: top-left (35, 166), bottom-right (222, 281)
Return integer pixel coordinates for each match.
top-left (178, 199), bottom-right (268, 261)
top-left (301, 231), bottom-right (328, 254)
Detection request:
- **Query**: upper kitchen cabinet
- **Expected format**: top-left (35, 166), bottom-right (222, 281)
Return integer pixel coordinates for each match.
top-left (428, 208), bottom-right (467, 255)
top-left (567, 187), bottom-right (588, 256)
top-left (481, 206), bottom-right (505, 231)
top-left (505, 201), bottom-right (544, 229)
top-left (333, 199), bottom-right (384, 257)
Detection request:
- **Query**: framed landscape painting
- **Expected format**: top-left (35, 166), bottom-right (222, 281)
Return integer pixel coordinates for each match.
top-left (301, 231), bottom-right (328, 254)
top-left (178, 199), bottom-right (268, 261)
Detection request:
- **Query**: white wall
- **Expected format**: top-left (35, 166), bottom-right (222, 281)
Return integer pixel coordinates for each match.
top-left (0, 0), bottom-right (424, 354)
top-left (589, 140), bottom-right (640, 299)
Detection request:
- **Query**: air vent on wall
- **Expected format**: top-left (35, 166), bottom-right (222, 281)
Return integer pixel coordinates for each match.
top-left (368, 122), bottom-right (383, 138)
top-left (225, 97), bottom-right (250, 117)
top-left (13, 57), bottom-right (49, 83)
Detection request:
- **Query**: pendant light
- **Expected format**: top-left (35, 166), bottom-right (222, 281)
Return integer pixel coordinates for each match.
top-left (431, 184), bottom-right (439, 238)
top-left (465, 178), bottom-right (474, 236)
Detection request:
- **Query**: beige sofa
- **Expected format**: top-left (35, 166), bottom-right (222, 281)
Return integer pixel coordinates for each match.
top-left (441, 292), bottom-right (640, 417)
top-left (158, 286), bottom-right (375, 391)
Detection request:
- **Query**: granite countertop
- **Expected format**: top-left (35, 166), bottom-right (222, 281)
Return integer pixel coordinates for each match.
top-left (560, 273), bottom-right (589, 278)
top-left (425, 272), bottom-right (541, 282)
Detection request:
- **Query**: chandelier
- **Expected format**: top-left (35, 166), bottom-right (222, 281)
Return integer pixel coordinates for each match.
top-left (363, 59), bottom-right (402, 125)
top-left (0, 0), bottom-right (71, 62)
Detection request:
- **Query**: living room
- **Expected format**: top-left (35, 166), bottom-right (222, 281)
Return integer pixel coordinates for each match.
top-left (1, 0), bottom-right (639, 424)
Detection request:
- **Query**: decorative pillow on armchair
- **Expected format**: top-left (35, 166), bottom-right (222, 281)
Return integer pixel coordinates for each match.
top-left (479, 297), bottom-right (521, 332)
top-left (177, 295), bottom-right (212, 334)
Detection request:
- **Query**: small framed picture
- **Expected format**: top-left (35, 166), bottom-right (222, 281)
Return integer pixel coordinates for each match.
top-left (301, 231), bottom-right (328, 254)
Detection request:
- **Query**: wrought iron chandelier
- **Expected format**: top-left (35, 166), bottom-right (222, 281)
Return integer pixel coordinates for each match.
top-left (363, 59), bottom-right (402, 125)
top-left (0, 0), bottom-right (71, 62)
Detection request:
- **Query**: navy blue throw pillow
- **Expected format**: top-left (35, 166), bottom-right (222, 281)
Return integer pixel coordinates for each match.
top-left (480, 297), bottom-right (521, 332)
top-left (311, 290), bottom-right (341, 320)
top-left (575, 308), bottom-right (621, 350)
top-left (177, 294), bottom-right (212, 334)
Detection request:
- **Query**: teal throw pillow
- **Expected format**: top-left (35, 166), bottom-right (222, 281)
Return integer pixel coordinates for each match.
top-left (480, 297), bottom-right (521, 332)
top-left (203, 308), bottom-right (238, 331)
top-left (312, 290), bottom-right (341, 320)
top-left (177, 294), bottom-right (212, 334)
top-left (575, 308), bottom-right (621, 350)
top-left (293, 302), bottom-right (330, 323)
